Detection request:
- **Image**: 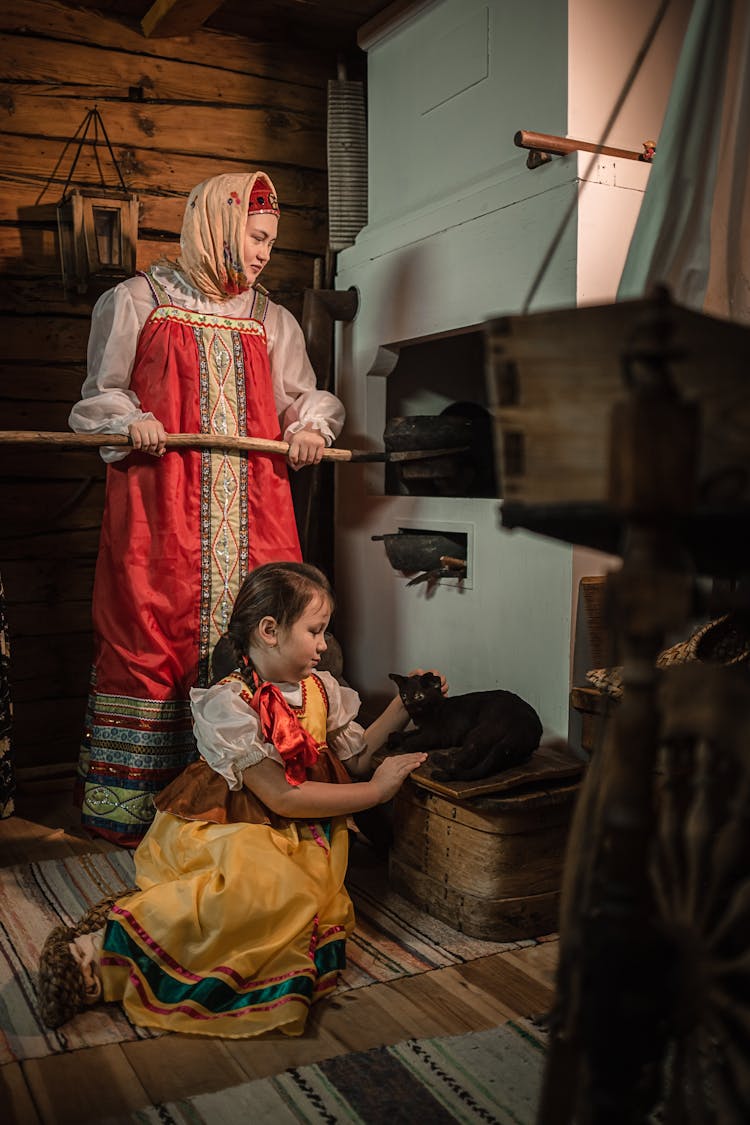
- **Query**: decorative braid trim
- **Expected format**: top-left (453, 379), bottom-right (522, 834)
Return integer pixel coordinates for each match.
top-left (148, 306), bottom-right (267, 334)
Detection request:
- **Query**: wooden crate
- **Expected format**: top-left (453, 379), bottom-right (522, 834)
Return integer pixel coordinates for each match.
top-left (389, 744), bottom-right (583, 941)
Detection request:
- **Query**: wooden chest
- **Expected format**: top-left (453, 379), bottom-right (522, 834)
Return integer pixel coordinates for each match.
top-left (388, 743), bottom-right (583, 941)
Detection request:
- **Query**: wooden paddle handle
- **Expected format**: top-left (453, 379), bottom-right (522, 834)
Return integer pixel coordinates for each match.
top-left (0, 430), bottom-right (356, 461)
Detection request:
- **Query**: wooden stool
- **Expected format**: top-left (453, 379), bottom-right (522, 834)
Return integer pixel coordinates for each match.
top-left (389, 741), bottom-right (584, 941)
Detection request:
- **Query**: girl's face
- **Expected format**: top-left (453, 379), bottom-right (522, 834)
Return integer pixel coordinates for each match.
top-left (253, 592), bottom-right (331, 683)
top-left (243, 213), bottom-right (278, 282)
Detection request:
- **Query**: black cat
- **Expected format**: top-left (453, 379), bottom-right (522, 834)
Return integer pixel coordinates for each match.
top-left (387, 671), bottom-right (543, 782)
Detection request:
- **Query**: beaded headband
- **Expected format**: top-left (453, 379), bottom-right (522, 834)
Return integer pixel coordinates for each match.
top-left (248, 177), bottom-right (280, 217)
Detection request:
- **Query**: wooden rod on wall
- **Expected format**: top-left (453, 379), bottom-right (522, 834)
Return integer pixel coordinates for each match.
top-left (514, 129), bottom-right (649, 163)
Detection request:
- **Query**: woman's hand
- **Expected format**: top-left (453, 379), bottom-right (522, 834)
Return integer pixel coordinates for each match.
top-left (287, 425), bottom-right (326, 471)
top-left (370, 752), bottom-right (427, 803)
top-left (128, 419), bottom-right (167, 457)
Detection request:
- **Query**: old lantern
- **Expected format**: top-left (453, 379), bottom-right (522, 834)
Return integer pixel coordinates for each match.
top-left (55, 107), bottom-right (139, 294)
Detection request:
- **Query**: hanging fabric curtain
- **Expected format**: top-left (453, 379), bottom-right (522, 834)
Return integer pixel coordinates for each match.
top-left (617, 0), bottom-right (750, 323)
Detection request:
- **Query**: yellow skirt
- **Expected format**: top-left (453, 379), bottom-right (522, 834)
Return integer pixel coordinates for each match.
top-left (99, 810), bottom-right (354, 1037)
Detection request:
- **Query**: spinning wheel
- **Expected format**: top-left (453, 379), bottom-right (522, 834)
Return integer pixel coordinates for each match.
top-left (651, 665), bottom-right (750, 1120)
top-left (485, 290), bottom-right (750, 1124)
top-left (542, 659), bottom-right (750, 1124)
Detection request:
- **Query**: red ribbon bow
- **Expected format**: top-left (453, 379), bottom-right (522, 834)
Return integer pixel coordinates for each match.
top-left (251, 679), bottom-right (320, 786)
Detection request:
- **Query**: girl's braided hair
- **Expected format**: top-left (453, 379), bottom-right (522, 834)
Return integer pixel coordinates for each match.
top-left (211, 561), bottom-right (333, 687)
top-left (37, 888), bottom-right (138, 1028)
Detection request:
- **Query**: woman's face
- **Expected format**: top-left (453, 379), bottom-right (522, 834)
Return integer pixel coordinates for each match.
top-left (244, 213), bottom-right (278, 282)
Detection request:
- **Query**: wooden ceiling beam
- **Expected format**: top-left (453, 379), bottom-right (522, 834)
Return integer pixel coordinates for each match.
top-left (141, 0), bottom-right (227, 39)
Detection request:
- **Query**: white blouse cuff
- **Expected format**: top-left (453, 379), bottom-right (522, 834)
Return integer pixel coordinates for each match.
top-left (100, 410), bottom-right (157, 463)
top-left (283, 418), bottom-right (335, 446)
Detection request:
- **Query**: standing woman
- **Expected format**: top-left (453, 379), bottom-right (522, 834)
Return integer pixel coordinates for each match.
top-left (69, 172), bottom-right (344, 846)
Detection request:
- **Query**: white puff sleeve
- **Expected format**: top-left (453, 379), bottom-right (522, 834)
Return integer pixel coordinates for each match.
top-left (317, 671), bottom-right (368, 764)
top-left (190, 678), bottom-right (282, 789)
top-left (68, 276), bottom-right (157, 463)
top-left (265, 302), bottom-right (345, 446)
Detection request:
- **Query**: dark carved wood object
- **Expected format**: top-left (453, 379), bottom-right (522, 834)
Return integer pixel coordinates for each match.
top-left (485, 289), bottom-right (750, 1123)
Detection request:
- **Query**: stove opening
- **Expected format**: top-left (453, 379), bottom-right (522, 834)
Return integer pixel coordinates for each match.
top-left (383, 329), bottom-right (498, 498)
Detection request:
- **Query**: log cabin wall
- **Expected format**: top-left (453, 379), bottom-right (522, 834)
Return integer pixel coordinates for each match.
top-left (0, 0), bottom-right (335, 776)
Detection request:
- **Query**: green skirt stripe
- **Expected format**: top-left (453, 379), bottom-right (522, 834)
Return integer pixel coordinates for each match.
top-left (102, 917), bottom-right (346, 1016)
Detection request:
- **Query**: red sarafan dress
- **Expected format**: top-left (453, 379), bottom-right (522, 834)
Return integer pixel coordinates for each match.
top-left (70, 266), bottom-right (344, 845)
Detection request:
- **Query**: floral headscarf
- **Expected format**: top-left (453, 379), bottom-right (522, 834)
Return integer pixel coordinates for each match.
top-left (177, 171), bottom-right (280, 300)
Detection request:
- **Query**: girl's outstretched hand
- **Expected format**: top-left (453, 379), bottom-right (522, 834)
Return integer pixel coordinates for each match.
top-left (371, 752), bottom-right (427, 803)
top-left (404, 668), bottom-right (449, 696)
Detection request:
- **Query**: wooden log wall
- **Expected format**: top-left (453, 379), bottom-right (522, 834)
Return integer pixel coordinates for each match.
top-left (0, 0), bottom-right (335, 774)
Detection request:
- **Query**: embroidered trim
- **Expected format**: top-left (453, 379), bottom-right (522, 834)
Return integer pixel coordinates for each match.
top-left (148, 306), bottom-right (267, 335)
top-left (138, 269), bottom-right (172, 307)
top-left (78, 691), bottom-right (196, 833)
top-left (249, 287), bottom-right (269, 323)
top-left (311, 673), bottom-right (329, 714)
top-left (195, 328), bottom-right (213, 686)
top-left (232, 331), bottom-right (250, 584)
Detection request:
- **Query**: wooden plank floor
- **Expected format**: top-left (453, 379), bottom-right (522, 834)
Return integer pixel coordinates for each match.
top-left (2, 779), bottom-right (558, 1125)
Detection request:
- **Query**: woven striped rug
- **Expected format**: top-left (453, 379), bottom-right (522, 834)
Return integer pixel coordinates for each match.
top-left (127, 1021), bottom-right (546, 1124)
top-left (0, 844), bottom-right (539, 1063)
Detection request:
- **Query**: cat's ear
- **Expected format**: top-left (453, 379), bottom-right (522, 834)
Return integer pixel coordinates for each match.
top-left (389, 673), bottom-right (406, 688)
top-left (421, 672), bottom-right (438, 685)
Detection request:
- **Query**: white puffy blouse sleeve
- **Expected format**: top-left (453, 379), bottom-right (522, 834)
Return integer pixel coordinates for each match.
top-left (317, 671), bottom-right (368, 764)
top-left (265, 301), bottom-right (345, 446)
top-left (68, 276), bottom-right (158, 463)
top-left (190, 678), bottom-right (280, 789)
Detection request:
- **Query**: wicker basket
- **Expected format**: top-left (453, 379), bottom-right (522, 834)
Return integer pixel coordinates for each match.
top-left (586, 613), bottom-right (750, 700)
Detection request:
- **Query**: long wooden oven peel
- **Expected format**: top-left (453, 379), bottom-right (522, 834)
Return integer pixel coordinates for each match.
top-left (0, 430), bottom-right (468, 463)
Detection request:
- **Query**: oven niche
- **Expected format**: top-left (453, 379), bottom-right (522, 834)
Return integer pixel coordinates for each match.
top-left (383, 331), bottom-right (498, 498)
